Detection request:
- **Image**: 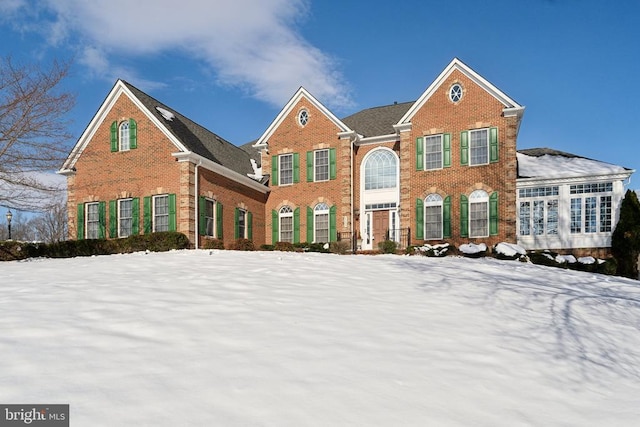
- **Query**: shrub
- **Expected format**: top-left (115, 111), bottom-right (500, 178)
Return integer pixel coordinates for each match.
top-left (378, 240), bottom-right (398, 254)
top-left (229, 238), bottom-right (255, 251)
top-left (259, 244), bottom-right (274, 251)
top-left (274, 241), bottom-right (295, 252)
top-left (528, 251), bottom-right (566, 268)
top-left (329, 240), bottom-right (350, 255)
top-left (308, 242), bottom-right (330, 253)
top-left (414, 243), bottom-right (451, 257)
top-left (203, 238), bottom-right (225, 250)
top-left (612, 190), bottom-right (640, 279)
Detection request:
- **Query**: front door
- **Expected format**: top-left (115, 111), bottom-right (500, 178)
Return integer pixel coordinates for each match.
top-left (363, 210), bottom-right (390, 250)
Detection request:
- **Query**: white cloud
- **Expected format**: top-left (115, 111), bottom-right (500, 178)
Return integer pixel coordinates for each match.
top-left (18, 0), bottom-right (352, 108)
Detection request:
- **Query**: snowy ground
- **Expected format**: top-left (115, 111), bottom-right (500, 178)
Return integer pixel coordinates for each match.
top-left (1, 250), bottom-right (640, 426)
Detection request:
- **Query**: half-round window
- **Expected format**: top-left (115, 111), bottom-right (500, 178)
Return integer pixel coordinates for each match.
top-left (364, 150), bottom-right (398, 190)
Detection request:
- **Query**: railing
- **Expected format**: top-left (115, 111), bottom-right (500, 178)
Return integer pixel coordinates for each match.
top-left (385, 227), bottom-right (411, 250)
top-left (337, 231), bottom-right (357, 253)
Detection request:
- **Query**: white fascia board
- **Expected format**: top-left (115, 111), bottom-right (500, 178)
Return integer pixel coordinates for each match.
top-left (516, 171), bottom-right (634, 187)
top-left (173, 152), bottom-right (270, 194)
top-left (399, 58), bottom-right (524, 125)
top-left (255, 87), bottom-right (352, 146)
top-left (60, 81), bottom-right (189, 171)
top-left (357, 133), bottom-right (399, 146)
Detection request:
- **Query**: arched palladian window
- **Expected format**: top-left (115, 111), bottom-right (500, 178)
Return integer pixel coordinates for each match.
top-left (110, 119), bottom-right (137, 152)
top-left (416, 193), bottom-right (451, 240)
top-left (364, 150), bottom-right (398, 190)
top-left (119, 121), bottom-right (130, 151)
top-left (313, 203), bottom-right (329, 243)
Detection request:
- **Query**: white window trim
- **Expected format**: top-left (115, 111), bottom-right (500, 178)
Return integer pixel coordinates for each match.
top-left (314, 203), bottom-right (329, 243)
top-left (153, 194), bottom-right (169, 233)
top-left (118, 198), bottom-right (133, 238)
top-left (469, 128), bottom-right (489, 167)
top-left (204, 198), bottom-right (216, 238)
top-left (469, 190), bottom-right (489, 238)
top-left (314, 149), bottom-right (330, 182)
top-left (424, 194), bottom-right (443, 240)
top-left (424, 134), bottom-right (444, 171)
top-left (85, 202), bottom-right (99, 239)
top-left (279, 206), bottom-right (294, 243)
top-left (119, 121), bottom-right (130, 152)
top-left (279, 153), bottom-right (293, 186)
top-left (237, 208), bottom-right (248, 239)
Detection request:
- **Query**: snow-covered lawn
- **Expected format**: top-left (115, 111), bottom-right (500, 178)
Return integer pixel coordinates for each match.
top-left (1, 250), bottom-right (640, 426)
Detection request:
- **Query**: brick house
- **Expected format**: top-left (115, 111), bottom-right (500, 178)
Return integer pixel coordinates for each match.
top-left (256, 58), bottom-right (524, 250)
top-left (60, 58), bottom-right (633, 255)
top-left (59, 80), bottom-right (268, 248)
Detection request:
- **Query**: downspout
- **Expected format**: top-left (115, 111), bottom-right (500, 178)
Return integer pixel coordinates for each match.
top-left (194, 160), bottom-right (201, 249)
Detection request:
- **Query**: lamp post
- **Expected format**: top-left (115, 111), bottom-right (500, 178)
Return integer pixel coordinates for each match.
top-left (6, 209), bottom-right (12, 240)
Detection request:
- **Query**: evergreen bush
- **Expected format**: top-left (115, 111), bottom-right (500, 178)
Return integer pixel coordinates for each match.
top-left (611, 190), bottom-right (640, 279)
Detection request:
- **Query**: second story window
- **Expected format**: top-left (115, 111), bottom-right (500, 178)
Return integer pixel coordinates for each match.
top-left (110, 119), bottom-right (137, 152)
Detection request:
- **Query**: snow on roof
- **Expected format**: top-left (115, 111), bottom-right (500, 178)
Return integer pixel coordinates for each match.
top-left (155, 106), bottom-right (175, 121)
top-left (517, 149), bottom-right (629, 179)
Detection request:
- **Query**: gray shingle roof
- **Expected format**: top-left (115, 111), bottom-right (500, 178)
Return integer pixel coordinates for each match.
top-left (341, 101), bottom-right (414, 137)
top-left (122, 81), bottom-right (256, 177)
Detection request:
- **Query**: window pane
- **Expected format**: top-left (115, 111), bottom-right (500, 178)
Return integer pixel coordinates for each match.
top-left (119, 199), bottom-right (133, 237)
top-left (570, 198), bottom-right (582, 233)
top-left (585, 197), bottom-right (597, 233)
top-left (315, 150), bottom-right (329, 181)
top-left (280, 154), bottom-right (293, 185)
top-left (424, 135), bottom-right (442, 170)
top-left (280, 216), bottom-right (293, 243)
top-left (533, 200), bottom-right (544, 235)
top-left (86, 203), bottom-right (99, 239)
top-left (364, 150), bottom-right (397, 190)
top-left (425, 205), bottom-right (442, 239)
top-left (119, 122), bottom-right (130, 151)
top-left (470, 201), bottom-right (488, 237)
top-left (154, 195), bottom-right (169, 232)
top-left (547, 200), bottom-right (558, 235)
top-left (469, 129), bottom-right (488, 165)
top-left (600, 196), bottom-right (612, 232)
top-left (237, 210), bottom-right (246, 238)
top-left (519, 202), bottom-right (530, 236)
top-left (205, 200), bottom-right (215, 237)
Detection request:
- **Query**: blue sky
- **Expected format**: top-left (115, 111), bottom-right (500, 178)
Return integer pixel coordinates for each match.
top-left (1, 0), bottom-right (639, 193)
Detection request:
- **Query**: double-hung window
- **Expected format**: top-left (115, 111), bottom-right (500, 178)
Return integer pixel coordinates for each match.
top-left (279, 206), bottom-right (294, 243)
top-left (424, 194), bottom-right (443, 240)
top-left (306, 148), bottom-right (336, 182)
top-left (236, 208), bottom-right (248, 239)
top-left (469, 190), bottom-right (489, 238)
top-left (86, 202), bottom-right (100, 239)
top-left (314, 203), bottom-right (329, 243)
top-left (204, 199), bottom-right (215, 237)
top-left (469, 129), bottom-right (488, 166)
top-left (314, 150), bottom-right (329, 182)
top-left (279, 154), bottom-right (293, 185)
top-left (119, 198), bottom-right (133, 237)
top-left (425, 135), bottom-right (443, 170)
top-left (153, 195), bottom-right (169, 232)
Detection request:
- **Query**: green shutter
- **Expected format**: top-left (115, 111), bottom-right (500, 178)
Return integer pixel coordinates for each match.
top-left (168, 194), bottom-right (177, 232)
top-left (247, 212), bottom-right (253, 240)
top-left (293, 153), bottom-right (300, 183)
top-left (306, 151), bottom-right (314, 182)
top-left (489, 127), bottom-right (498, 163)
top-left (129, 118), bottom-right (137, 149)
top-left (460, 131), bottom-right (469, 166)
top-left (293, 207), bottom-right (300, 243)
top-left (272, 209), bottom-right (279, 243)
top-left (307, 206), bottom-right (314, 242)
top-left (216, 202), bottom-right (224, 239)
top-left (443, 133), bottom-right (451, 168)
top-left (415, 198), bottom-right (424, 240)
top-left (329, 148), bottom-right (337, 180)
top-left (443, 196), bottom-right (452, 238)
top-left (77, 203), bottom-right (85, 240)
top-left (98, 201), bottom-right (106, 239)
top-left (329, 205), bottom-right (337, 242)
top-left (271, 155), bottom-right (278, 186)
top-left (199, 196), bottom-right (207, 236)
top-left (460, 195), bottom-right (469, 238)
top-left (234, 208), bottom-right (240, 239)
top-left (489, 192), bottom-right (499, 235)
top-left (132, 198), bottom-right (140, 235)
top-left (143, 196), bottom-right (152, 234)
top-left (110, 121), bottom-right (118, 152)
top-left (109, 200), bottom-right (117, 238)
top-left (416, 137), bottom-right (424, 171)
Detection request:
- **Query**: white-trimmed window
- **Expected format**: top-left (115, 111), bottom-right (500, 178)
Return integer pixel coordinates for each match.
top-left (424, 135), bottom-right (443, 170)
top-left (314, 203), bottom-right (329, 243)
top-left (569, 182), bottom-right (614, 234)
top-left (279, 205), bottom-right (294, 243)
top-left (237, 209), bottom-right (247, 239)
top-left (314, 150), bottom-right (329, 182)
top-left (364, 149), bottom-right (397, 190)
top-left (118, 198), bottom-right (133, 238)
top-left (204, 198), bottom-right (215, 237)
top-left (119, 121), bottom-right (130, 151)
top-left (153, 195), bottom-right (169, 232)
top-left (469, 190), bottom-right (489, 238)
top-left (518, 186), bottom-right (559, 236)
top-left (469, 129), bottom-right (489, 166)
top-left (279, 154), bottom-right (293, 185)
top-left (425, 194), bottom-right (443, 240)
top-left (86, 202), bottom-right (100, 239)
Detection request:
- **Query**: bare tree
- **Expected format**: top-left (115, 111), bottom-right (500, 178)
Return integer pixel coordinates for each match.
top-left (29, 197), bottom-right (68, 243)
top-left (0, 56), bottom-right (75, 211)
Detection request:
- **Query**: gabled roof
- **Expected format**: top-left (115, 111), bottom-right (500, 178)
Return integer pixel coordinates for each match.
top-left (60, 80), bottom-right (256, 180)
top-left (254, 87), bottom-right (352, 147)
top-left (517, 147), bottom-right (633, 179)
top-left (341, 101), bottom-right (413, 138)
top-left (398, 58), bottom-right (525, 125)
